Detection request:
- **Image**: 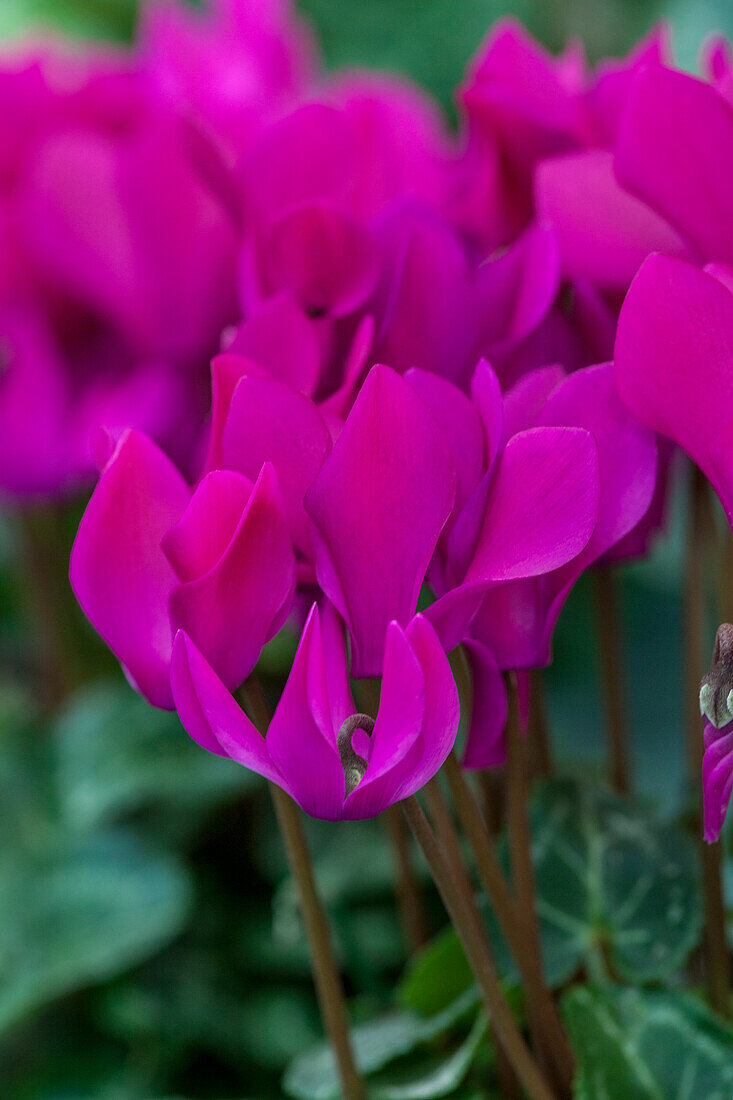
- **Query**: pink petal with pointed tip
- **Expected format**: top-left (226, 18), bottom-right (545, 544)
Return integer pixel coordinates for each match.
top-left (169, 462), bottom-right (295, 690)
top-left (163, 469), bottom-right (254, 583)
top-left (476, 222), bottom-right (561, 348)
top-left (171, 630), bottom-right (286, 786)
top-left (70, 430), bottom-right (189, 709)
top-left (535, 149), bottom-right (685, 290)
top-left (615, 254), bottom-right (733, 524)
top-left (405, 368), bottom-right (485, 515)
top-left (616, 67), bottom-right (733, 261)
top-left (470, 359), bottom-right (505, 472)
top-left (345, 615), bottom-right (458, 817)
top-left (267, 604), bottom-right (346, 819)
top-left (305, 365), bottom-right (456, 677)
top-left (464, 426), bottom-right (600, 585)
top-left (702, 719), bottom-right (733, 843)
top-left (539, 362), bottom-right (658, 560)
top-left (224, 293), bottom-right (322, 396)
top-left (221, 374), bottom-right (331, 554)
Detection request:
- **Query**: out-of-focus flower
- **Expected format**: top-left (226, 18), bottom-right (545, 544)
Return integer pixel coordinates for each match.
top-left (0, 45), bottom-right (239, 497)
top-left (141, 0), bottom-right (316, 151)
top-left (70, 429), bottom-right (295, 708)
top-left (171, 602), bottom-right (459, 821)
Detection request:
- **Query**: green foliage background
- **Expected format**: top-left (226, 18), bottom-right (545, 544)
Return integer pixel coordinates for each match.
top-left (0, 1), bottom-right (732, 1098)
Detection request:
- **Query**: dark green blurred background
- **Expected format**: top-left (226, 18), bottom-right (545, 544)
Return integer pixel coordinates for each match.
top-left (1, 2), bottom-right (732, 1099)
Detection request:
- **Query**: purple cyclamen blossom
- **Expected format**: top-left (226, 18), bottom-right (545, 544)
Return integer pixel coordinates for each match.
top-left (421, 360), bottom-right (656, 769)
top-left (171, 602), bottom-right (459, 821)
top-left (70, 430), bottom-right (295, 708)
top-left (423, 360), bottom-right (602, 654)
top-left (0, 46), bottom-right (239, 497)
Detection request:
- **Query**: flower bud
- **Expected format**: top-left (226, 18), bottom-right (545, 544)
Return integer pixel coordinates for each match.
top-left (700, 623), bottom-right (733, 728)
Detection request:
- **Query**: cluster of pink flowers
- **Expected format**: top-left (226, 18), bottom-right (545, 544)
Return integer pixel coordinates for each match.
top-left (8, 3), bottom-right (731, 831)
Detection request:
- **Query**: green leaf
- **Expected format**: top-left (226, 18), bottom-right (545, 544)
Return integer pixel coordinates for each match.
top-left (528, 779), bottom-right (702, 983)
top-left (283, 991), bottom-right (477, 1100)
top-left (563, 986), bottom-right (733, 1100)
top-left (399, 927), bottom-right (474, 1017)
top-left (53, 681), bottom-right (255, 831)
top-left (369, 1013), bottom-right (487, 1099)
top-left (0, 829), bottom-right (190, 1034)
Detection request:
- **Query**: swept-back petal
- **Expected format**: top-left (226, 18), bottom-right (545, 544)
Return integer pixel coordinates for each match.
top-left (169, 462), bottom-right (295, 690)
top-left (171, 630), bottom-right (285, 786)
top-left (224, 293), bottom-right (322, 396)
top-left (539, 362), bottom-right (657, 560)
top-left (615, 254), bottom-right (733, 523)
top-left (616, 67), bottom-right (733, 261)
top-left (535, 149), bottom-right (685, 290)
top-left (464, 426), bottom-right (600, 585)
top-left (267, 604), bottom-right (346, 819)
top-left (163, 469), bottom-right (254, 583)
top-left (221, 374), bottom-right (331, 553)
top-left (405, 368), bottom-right (485, 516)
top-left (70, 429), bottom-right (189, 708)
top-left (305, 364), bottom-right (455, 677)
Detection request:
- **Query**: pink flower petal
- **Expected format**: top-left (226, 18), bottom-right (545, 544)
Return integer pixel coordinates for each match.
top-left (70, 430), bottom-right (189, 708)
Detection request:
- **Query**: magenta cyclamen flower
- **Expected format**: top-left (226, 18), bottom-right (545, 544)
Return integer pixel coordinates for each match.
top-left (0, 46), bottom-right (238, 497)
top-left (70, 430), bottom-right (295, 708)
top-left (171, 602), bottom-right (459, 821)
top-left (409, 358), bottom-right (654, 769)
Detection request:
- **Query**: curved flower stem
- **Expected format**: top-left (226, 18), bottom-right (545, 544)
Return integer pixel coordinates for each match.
top-left (402, 795), bottom-right (555, 1100)
top-left (593, 566), bottom-right (631, 795)
top-left (685, 469), bottom-right (731, 1017)
top-left (241, 679), bottom-right (367, 1099)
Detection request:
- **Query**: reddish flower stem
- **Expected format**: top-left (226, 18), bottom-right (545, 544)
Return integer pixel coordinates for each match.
top-left (424, 779), bottom-right (523, 1098)
top-left (402, 794), bottom-right (555, 1100)
top-left (382, 803), bottom-right (430, 954)
top-left (593, 566), bottom-right (632, 795)
top-left (529, 669), bottom-right (553, 779)
top-left (241, 678), bottom-right (366, 1098)
top-left (685, 468), bottom-right (731, 1017)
